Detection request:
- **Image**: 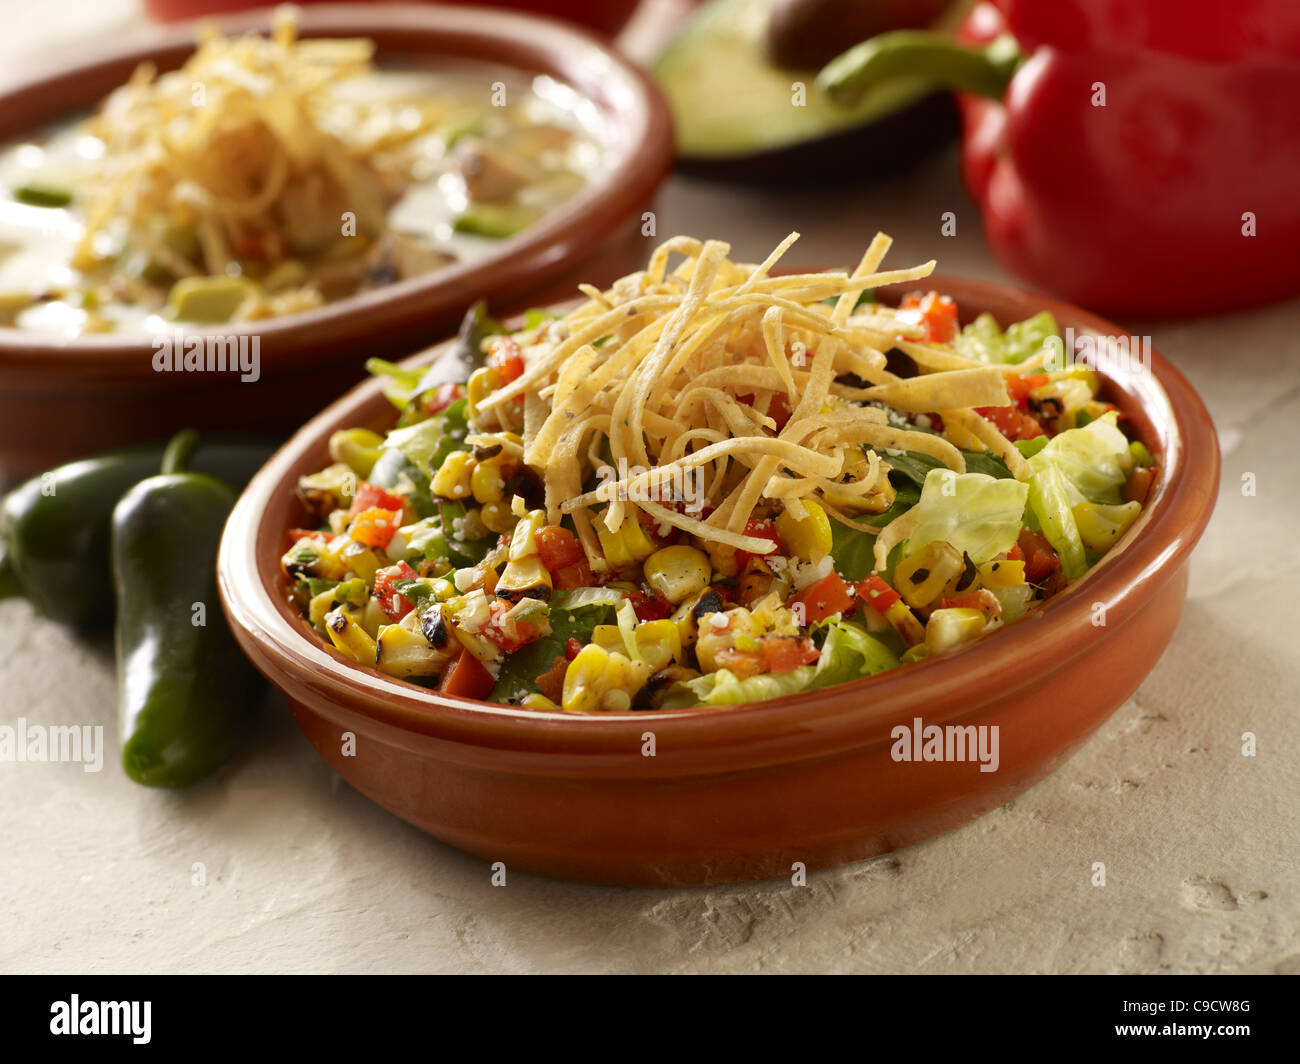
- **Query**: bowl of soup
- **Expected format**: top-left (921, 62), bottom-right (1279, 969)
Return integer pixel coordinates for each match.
top-left (0, 3), bottom-right (673, 482)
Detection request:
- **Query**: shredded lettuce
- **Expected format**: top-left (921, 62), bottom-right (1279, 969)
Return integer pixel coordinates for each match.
top-left (905, 469), bottom-right (1029, 564)
top-left (661, 619), bottom-right (899, 708)
top-left (1026, 412), bottom-right (1132, 580)
top-left (955, 311), bottom-right (1060, 366)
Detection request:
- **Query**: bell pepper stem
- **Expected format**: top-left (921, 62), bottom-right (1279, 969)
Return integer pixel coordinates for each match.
top-left (160, 429), bottom-right (200, 476)
top-left (819, 30), bottom-right (1023, 104)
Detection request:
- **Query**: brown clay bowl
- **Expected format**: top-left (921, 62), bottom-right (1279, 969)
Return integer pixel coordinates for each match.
top-left (0, 3), bottom-right (673, 484)
top-left (218, 275), bottom-right (1219, 887)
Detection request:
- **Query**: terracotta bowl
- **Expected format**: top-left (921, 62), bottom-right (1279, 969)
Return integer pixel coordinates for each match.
top-left (218, 276), bottom-right (1220, 887)
top-left (0, 3), bottom-right (673, 484)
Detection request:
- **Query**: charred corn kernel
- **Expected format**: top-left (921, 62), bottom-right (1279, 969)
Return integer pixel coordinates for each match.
top-left (522, 693), bottom-right (560, 711)
top-left (375, 622), bottom-right (452, 679)
top-left (309, 587), bottom-right (339, 629)
top-left (561, 644), bottom-right (651, 714)
top-left (942, 552), bottom-right (981, 597)
top-left (593, 620), bottom-right (681, 672)
top-left (643, 545), bottom-right (711, 604)
top-left (924, 608), bottom-right (988, 654)
top-left (328, 428), bottom-right (385, 479)
top-left (480, 501), bottom-right (518, 535)
top-left (497, 554), bottom-right (553, 601)
top-left (360, 596), bottom-right (388, 639)
top-left (508, 509), bottom-right (546, 562)
top-left (977, 558), bottom-right (1026, 588)
top-left (324, 605), bottom-right (378, 665)
top-left (337, 538), bottom-right (382, 582)
top-left (428, 577), bottom-right (457, 602)
top-left (895, 541), bottom-right (965, 609)
top-left (432, 451), bottom-right (475, 499)
top-left (1030, 376), bottom-right (1091, 414)
top-left (824, 466), bottom-right (897, 515)
top-left (466, 366), bottom-right (495, 416)
top-left (471, 457), bottom-right (506, 504)
top-left (297, 462), bottom-right (357, 517)
top-left (883, 599), bottom-right (926, 646)
top-left (695, 607), bottom-right (755, 673)
top-left (442, 591), bottom-right (501, 663)
top-left (774, 499), bottom-right (832, 563)
top-left (597, 517), bottom-right (658, 569)
top-left (1073, 500), bottom-right (1141, 552)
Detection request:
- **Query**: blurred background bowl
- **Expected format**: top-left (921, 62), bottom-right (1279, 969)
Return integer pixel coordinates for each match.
top-left (0, 2), bottom-right (673, 484)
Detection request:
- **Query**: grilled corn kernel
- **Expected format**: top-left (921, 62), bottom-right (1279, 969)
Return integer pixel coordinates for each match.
top-left (561, 644), bottom-right (652, 714)
top-left (924, 607), bottom-right (988, 654)
top-left (375, 622), bottom-right (452, 679)
top-left (432, 451), bottom-right (475, 500)
top-left (597, 517), bottom-right (658, 569)
top-left (324, 605), bottom-right (378, 666)
top-left (643, 545), bottom-right (711, 604)
top-left (466, 366), bottom-right (495, 417)
top-left (823, 462), bottom-right (897, 514)
top-left (522, 693), bottom-right (560, 711)
top-left (894, 541), bottom-right (965, 609)
top-left (328, 428), bottom-right (385, 479)
top-left (507, 509), bottom-right (546, 562)
top-left (497, 554), bottom-right (553, 601)
top-left (1072, 500), bottom-right (1141, 552)
top-left (480, 501), bottom-right (518, 535)
top-left (592, 619), bottom-right (681, 672)
top-left (774, 499), bottom-right (832, 563)
top-left (471, 457), bottom-right (506, 505)
top-left (977, 558), bottom-right (1026, 588)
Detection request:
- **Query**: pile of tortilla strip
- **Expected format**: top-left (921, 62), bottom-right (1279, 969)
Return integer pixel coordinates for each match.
top-left (472, 232), bottom-right (1031, 575)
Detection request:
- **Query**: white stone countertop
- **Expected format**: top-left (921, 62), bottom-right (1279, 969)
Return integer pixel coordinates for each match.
top-left (1, 1), bottom-right (1296, 975)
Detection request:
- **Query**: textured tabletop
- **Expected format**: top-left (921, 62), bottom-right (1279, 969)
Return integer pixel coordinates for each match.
top-left (1, 1), bottom-right (1296, 975)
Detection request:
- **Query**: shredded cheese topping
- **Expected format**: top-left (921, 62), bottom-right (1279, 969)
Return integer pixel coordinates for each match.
top-left (471, 232), bottom-right (1023, 571)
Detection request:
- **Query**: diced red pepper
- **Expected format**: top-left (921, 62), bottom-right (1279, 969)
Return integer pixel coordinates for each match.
top-left (628, 588), bottom-right (673, 622)
top-left (735, 518), bottom-right (781, 571)
top-left (564, 638), bottom-right (584, 661)
top-left (976, 404), bottom-right (1045, 440)
top-left (1004, 373), bottom-right (1050, 409)
top-left (374, 561), bottom-right (420, 621)
top-left (1018, 529), bottom-right (1061, 583)
top-left (535, 526), bottom-right (586, 572)
top-left (348, 507), bottom-right (401, 549)
top-left (438, 650), bottom-right (495, 700)
top-left (487, 337), bottom-right (526, 384)
top-left (421, 382), bottom-right (465, 416)
top-left (855, 574), bottom-right (901, 614)
top-left (1125, 466), bottom-right (1156, 506)
top-left (349, 481), bottom-right (407, 519)
top-left (788, 572), bottom-right (856, 625)
top-left (939, 589), bottom-right (1002, 617)
top-left (900, 290), bottom-right (959, 343)
top-left (760, 635), bottom-right (820, 674)
top-left (552, 560), bottom-right (593, 591)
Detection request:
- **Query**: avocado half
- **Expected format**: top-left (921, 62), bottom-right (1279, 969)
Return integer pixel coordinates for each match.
top-left (654, 0), bottom-right (963, 185)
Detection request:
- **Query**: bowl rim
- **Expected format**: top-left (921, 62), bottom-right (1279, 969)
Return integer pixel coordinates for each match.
top-left (218, 271), bottom-right (1220, 774)
top-left (0, 2), bottom-right (674, 374)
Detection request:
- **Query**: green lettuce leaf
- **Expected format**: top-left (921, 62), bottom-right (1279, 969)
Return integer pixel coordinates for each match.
top-left (905, 469), bottom-right (1029, 563)
top-left (954, 310), bottom-right (1060, 366)
top-left (1026, 412), bottom-right (1132, 580)
top-left (490, 602), bottom-right (616, 704)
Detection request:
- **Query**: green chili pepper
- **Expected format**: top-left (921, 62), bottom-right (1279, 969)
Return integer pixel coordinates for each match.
top-left (0, 434), bottom-right (277, 626)
top-left (112, 431), bottom-right (261, 787)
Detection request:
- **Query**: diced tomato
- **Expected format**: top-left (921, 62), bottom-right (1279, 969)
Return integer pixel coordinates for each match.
top-left (1018, 529), bottom-right (1060, 583)
top-left (374, 561), bottom-right (420, 621)
top-left (760, 635), bottom-right (820, 674)
top-left (439, 650), bottom-right (495, 700)
top-left (976, 404), bottom-right (1045, 441)
top-left (287, 528), bottom-right (322, 544)
top-left (552, 559), bottom-right (593, 591)
top-left (735, 518), bottom-right (781, 571)
top-left (1005, 543), bottom-right (1025, 563)
top-left (483, 599), bottom-right (542, 654)
top-left (348, 507), bottom-right (402, 549)
top-left (939, 589), bottom-right (1002, 617)
top-left (487, 337), bottom-right (526, 384)
top-left (737, 392), bottom-right (792, 433)
top-left (714, 647), bottom-right (764, 679)
top-left (900, 290), bottom-right (959, 343)
top-left (628, 588), bottom-right (673, 622)
top-left (855, 574), bottom-right (901, 614)
top-left (1004, 373), bottom-right (1050, 409)
top-left (565, 638), bottom-right (584, 661)
top-left (535, 526), bottom-right (586, 572)
top-left (421, 382), bottom-right (465, 416)
top-left (788, 572), bottom-right (856, 624)
top-left (349, 481), bottom-right (407, 519)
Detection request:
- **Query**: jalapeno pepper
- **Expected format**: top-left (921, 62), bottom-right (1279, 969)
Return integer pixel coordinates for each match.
top-left (112, 431), bottom-right (262, 787)
top-left (0, 434), bottom-right (276, 626)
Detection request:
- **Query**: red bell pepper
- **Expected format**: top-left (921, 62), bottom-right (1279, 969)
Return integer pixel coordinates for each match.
top-left (820, 0), bottom-right (1300, 316)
